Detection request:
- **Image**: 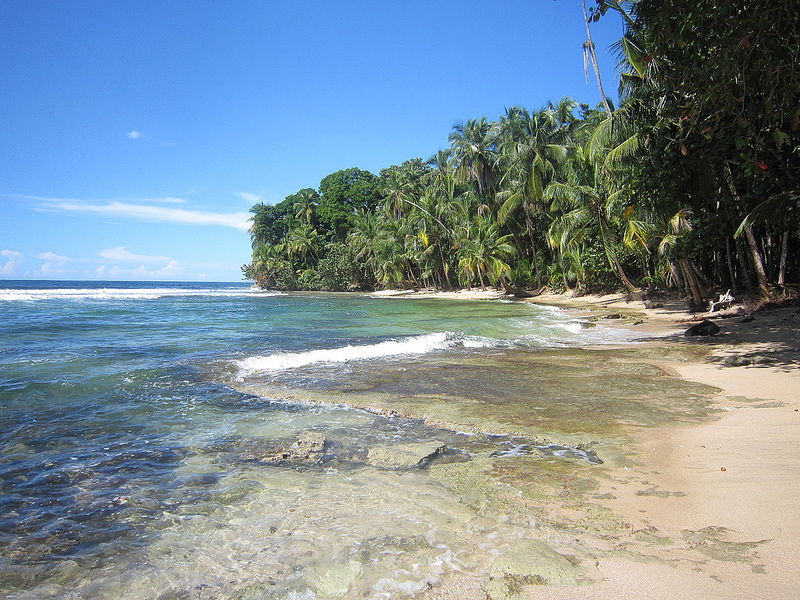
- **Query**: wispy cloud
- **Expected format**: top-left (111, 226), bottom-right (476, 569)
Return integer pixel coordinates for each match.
top-left (126, 130), bottom-right (147, 139)
top-left (1, 249), bottom-right (24, 275)
top-left (37, 251), bottom-right (69, 262)
top-left (35, 198), bottom-right (250, 230)
top-left (146, 197), bottom-right (187, 204)
top-left (236, 192), bottom-right (265, 205)
top-left (99, 247), bottom-right (172, 263)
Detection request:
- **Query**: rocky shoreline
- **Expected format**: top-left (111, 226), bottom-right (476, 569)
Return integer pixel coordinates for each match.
top-left (234, 290), bottom-right (800, 599)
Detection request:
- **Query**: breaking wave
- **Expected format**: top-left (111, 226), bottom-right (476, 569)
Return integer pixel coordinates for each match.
top-left (235, 332), bottom-right (494, 375)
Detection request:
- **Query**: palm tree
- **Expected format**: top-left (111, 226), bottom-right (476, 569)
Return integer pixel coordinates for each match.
top-left (455, 216), bottom-right (515, 290)
top-left (545, 144), bottom-right (638, 292)
top-left (293, 188), bottom-right (318, 226)
top-left (495, 105), bottom-right (570, 286)
top-left (582, 0), bottom-right (613, 116)
top-left (348, 209), bottom-right (381, 284)
top-left (448, 118), bottom-right (499, 202)
top-left (286, 224), bottom-right (320, 266)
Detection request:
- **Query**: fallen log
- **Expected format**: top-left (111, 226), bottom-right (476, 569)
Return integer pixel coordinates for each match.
top-left (678, 306), bottom-right (746, 322)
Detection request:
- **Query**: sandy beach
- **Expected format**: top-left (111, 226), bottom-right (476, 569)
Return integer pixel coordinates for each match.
top-left (375, 288), bottom-right (800, 599)
top-left (521, 292), bottom-right (800, 599)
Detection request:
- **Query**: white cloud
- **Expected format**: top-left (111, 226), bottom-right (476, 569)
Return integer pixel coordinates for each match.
top-left (146, 197), bottom-right (186, 204)
top-left (99, 246), bottom-right (172, 263)
top-left (37, 251), bottom-right (69, 262)
top-left (104, 260), bottom-right (185, 280)
top-left (126, 130), bottom-right (146, 139)
top-left (1, 249), bottom-right (24, 275)
top-left (37, 199), bottom-right (251, 230)
top-left (37, 251), bottom-right (70, 276)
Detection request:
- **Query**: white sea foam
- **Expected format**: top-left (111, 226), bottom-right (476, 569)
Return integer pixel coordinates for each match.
top-left (0, 287), bottom-right (280, 301)
top-left (235, 332), bottom-right (466, 375)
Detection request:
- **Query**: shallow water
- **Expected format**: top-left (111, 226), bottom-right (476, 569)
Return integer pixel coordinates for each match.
top-left (0, 282), bottom-right (717, 599)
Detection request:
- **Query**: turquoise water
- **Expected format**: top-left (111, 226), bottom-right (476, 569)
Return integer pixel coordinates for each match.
top-left (0, 281), bottom-right (640, 599)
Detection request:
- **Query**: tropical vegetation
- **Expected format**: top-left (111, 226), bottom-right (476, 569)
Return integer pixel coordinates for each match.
top-left (243, 0), bottom-right (798, 309)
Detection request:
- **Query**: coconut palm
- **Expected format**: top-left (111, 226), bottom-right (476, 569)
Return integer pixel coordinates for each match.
top-left (293, 188), bottom-right (319, 226)
top-left (545, 144), bottom-right (638, 292)
top-left (455, 216), bottom-right (515, 290)
top-left (286, 224), bottom-right (320, 266)
top-left (495, 105), bottom-right (570, 286)
top-left (448, 118), bottom-right (499, 202)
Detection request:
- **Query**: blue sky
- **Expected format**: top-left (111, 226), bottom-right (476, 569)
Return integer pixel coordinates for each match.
top-left (0, 1), bottom-right (623, 282)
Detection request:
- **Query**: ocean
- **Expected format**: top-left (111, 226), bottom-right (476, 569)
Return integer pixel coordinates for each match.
top-left (0, 281), bottom-right (706, 599)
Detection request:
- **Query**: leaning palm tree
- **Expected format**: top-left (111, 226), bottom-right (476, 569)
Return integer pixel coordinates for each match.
top-left (545, 144), bottom-right (638, 292)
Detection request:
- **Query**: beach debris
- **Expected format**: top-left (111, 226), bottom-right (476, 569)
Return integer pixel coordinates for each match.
top-left (708, 289), bottom-right (735, 312)
top-left (366, 441), bottom-right (447, 469)
top-left (684, 319), bottom-right (720, 336)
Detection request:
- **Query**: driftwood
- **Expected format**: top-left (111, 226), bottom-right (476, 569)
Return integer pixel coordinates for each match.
top-left (708, 289), bottom-right (735, 312)
top-left (501, 282), bottom-right (547, 298)
top-left (678, 306), bottom-right (746, 322)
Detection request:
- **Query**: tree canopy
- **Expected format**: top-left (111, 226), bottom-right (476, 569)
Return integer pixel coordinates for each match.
top-left (243, 3), bottom-right (798, 305)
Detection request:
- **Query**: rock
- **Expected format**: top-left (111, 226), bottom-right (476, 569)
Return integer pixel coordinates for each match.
top-left (684, 319), bottom-right (720, 336)
top-left (724, 354), bottom-right (777, 367)
top-left (643, 299), bottom-right (663, 309)
top-left (366, 441), bottom-right (447, 469)
top-left (741, 316), bottom-right (755, 323)
top-left (487, 540), bottom-right (584, 599)
top-left (291, 431), bottom-right (326, 459)
top-left (241, 430), bottom-right (326, 465)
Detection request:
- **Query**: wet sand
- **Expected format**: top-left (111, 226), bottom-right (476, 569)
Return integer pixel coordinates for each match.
top-left (375, 289), bottom-right (800, 599)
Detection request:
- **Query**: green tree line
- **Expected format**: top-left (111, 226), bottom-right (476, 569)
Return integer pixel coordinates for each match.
top-left (244, 1), bottom-right (798, 308)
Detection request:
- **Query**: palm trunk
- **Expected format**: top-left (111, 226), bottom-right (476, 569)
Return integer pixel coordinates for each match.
top-left (668, 260), bottom-right (684, 290)
top-left (612, 253), bottom-right (637, 293)
top-left (725, 237), bottom-right (738, 294)
top-left (596, 207), bottom-right (636, 292)
top-left (744, 225), bottom-right (770, 299)
top-left (736, 236), bottom-right (754, 288)
top-left (523, 208), bottom-right (542, 287)
top-left (779, 228), bottom-right (789, 286)
top-left (438, 244), bottom-right (454, 290)
top-left (679, 258), bottom-right (706, 311)
top-left (582, 0), bottom-right (613, 116)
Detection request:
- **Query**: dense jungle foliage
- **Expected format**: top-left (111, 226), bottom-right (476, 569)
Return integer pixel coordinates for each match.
top-left (243, 1), bottom-right (799, 309)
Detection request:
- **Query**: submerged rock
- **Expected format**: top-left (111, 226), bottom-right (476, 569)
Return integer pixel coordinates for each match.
top-left (240, 430), bottom-right (326, 465)
top-left (366, 441), bottom-right (447, 469)
top-left (684, 319), bottom-right (720, 337)
top-left (487, 539), bottom-right (585, 599)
